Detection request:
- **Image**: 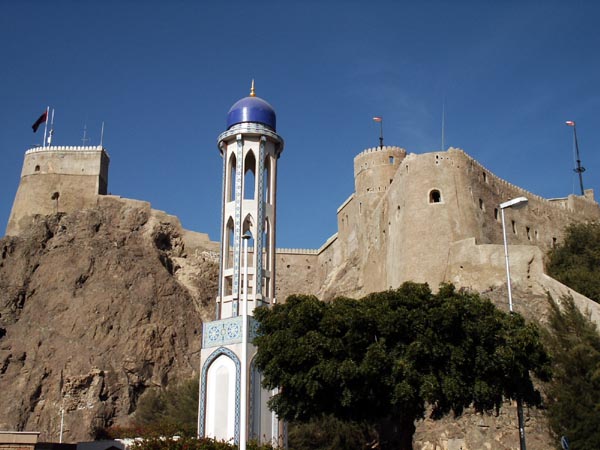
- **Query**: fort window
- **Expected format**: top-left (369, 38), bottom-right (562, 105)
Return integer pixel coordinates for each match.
top-left (479, 199), bottom-right (485, 211)
top-left (482, 171), bottom-right (487, 183)
top-left (494, 208), bottom-right (499, 221)
top-left (406, 164), bottom-right (409, 173)
top-left (389, 156), bottom-right (395, 164)
top-left (511, 220), bottom-right (517, 234)
top-left (552, 237), bottom-right (557, 248)
top-left (34, 165), bottom-right (40, 172)
top-left (526, 226), bottom-right (531, 240)
top-left (359, 202), bottom-right (362, 215)
top-left (389, 179), bottom-right (393, 184)
top-left (429, 190), bottom-right (442, 203)
top-left (535, 230), bottom-right (539, 240)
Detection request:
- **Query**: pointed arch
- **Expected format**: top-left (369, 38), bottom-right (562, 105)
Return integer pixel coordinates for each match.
top-left (199, 347), bottom-right (241, 444)
top-left (244, 150), bottom-right (256, 200)
top-left (225, 217), bottom-right (235, 270)
top-left (227, 152), bottom-right (237, 202)
top-left (263, 155), bottom-right (271, 204)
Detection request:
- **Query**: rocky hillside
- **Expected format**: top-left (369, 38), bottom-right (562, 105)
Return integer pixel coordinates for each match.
top-left (0, 196), bottom-right (218, 441)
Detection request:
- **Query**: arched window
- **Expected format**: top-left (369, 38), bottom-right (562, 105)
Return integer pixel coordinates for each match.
top-left (429, 189), bottom-right (442, 203)
top-left (262, 219), bottom-right (270, 271)
top-left (228, 153), bottom-right (237, 202)
top-left (34, 165), bottom-right (40, 172)
top-left (263, 156), bottom-right (271, 204)
top-left (244, 151), bottom-right (256, 200)
top-left (225, 218), bottom-right (234, 269)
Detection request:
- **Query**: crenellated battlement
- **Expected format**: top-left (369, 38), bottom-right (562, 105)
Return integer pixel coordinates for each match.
top-left (353, 145), bottom-right (406, 161)
top-left (26, 145), bottom-right (108, 155)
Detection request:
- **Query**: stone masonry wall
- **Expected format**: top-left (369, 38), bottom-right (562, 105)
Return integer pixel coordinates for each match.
top-left (6, 147), bottom-right (109, 236)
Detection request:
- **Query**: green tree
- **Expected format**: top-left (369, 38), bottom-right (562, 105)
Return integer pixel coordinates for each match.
top-left (254, 283), bottom-right (551, 450)
top-left (104, 377), bottom-right (200, 438)
top-left (544, 295), bottom-right (600, 449)
top-left (547, 221), bottom-right (600, 303)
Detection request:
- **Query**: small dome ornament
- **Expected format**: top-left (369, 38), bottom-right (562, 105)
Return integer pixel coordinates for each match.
top-left (226, 80), bottom-right (277, 130)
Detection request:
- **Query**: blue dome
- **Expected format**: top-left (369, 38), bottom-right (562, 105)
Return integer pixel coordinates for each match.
top-left (226, 95), bottom-right (276, 130)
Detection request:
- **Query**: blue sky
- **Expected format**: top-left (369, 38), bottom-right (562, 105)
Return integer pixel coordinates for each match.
top-left (1, 1), bottom-right (599, 248)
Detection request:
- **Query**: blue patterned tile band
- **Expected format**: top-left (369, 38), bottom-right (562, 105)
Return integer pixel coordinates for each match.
top-left (203, 316), bottom-right (259, 348)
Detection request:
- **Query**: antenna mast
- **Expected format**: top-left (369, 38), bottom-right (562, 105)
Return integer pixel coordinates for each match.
top-left (81, 122), bottom-right (90, 146)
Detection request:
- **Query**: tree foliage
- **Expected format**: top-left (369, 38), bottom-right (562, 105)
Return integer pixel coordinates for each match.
top-left (547, 221), bottom-right (600, 303)
top-left (254, 283), bottom-right (551, 450)
top-left (104, 377), bottom-right (200, 438)
top-left (544, 295), bottom-right (600, 450)
top-left (287, 415), bottom-right (376, 450)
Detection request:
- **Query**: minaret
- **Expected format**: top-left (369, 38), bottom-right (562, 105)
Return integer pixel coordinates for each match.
top-left (198, 83), bottom-right (284, 447)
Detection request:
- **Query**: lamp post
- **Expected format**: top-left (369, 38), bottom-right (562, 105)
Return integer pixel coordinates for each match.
top-left (499, 196), bottom-right (528, 450)
top-left (566, 121), bottom-right (585, 196)
top-left (240, 232), bottom-right (251, 450)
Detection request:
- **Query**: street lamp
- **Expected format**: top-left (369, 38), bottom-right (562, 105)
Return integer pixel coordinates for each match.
top-left (499, 195), bottom-right (528, 450)
top-left (240, 232), bottom-right (252, 450)
top-left (500, 196), bottom-right (528, 312)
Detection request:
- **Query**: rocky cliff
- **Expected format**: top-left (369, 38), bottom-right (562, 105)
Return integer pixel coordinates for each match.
top-left (0, 196), bottom-right (218, 441)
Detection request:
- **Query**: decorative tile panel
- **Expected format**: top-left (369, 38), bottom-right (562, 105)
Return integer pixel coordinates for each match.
top-left (203, 316), bottom-right (259, 348)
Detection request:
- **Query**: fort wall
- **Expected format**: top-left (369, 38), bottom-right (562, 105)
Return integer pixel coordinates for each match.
top-left (6, 146), bottom-right (109, 236)
top-left (313, 146), bottom-right (600, 298)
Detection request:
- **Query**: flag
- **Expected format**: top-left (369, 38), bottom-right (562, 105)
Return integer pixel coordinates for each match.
top-left (373, 116), bottom-right (383, 122)
top-left (32, 111), bottom-right (48, 132)
top-left (565, 120), bottom-right (576, 127)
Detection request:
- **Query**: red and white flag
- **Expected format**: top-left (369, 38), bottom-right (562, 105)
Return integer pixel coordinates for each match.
top-left (373, 116), bottom-right (383, 122)
top-left (32, 111), bottom-right (48, 133)
top-left (565, 120), bottom-right (576, 127)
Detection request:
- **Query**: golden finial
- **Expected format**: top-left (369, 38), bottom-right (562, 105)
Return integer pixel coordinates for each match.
top-left (250, 79), bottom-right (256, 97)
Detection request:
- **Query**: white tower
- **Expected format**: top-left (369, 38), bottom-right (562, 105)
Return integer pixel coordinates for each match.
top-left (198, 83), bottom-right (284, 447)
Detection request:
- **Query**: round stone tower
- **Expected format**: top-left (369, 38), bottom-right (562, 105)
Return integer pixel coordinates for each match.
top-left (353, 146), bottom-right (406, 208)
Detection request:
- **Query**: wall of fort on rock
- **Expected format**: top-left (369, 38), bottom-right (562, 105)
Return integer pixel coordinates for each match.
top-left (313, 147), bottom-right (600, 298)
top-left (6, 147), bottom-right (109, 237)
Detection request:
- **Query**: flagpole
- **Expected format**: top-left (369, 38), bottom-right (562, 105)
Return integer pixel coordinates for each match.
top-left (47, 109), bottom-right (55, 146)
top-left (100, 121), bottom-right (105, 147)
top-left (43, 106), bottom-right (49, 149)
top-left (379, 119), bottom-right (384, 149)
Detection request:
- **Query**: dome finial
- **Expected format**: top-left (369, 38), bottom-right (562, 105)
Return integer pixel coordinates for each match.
top-left (250, 79), bottom-right (256, 97)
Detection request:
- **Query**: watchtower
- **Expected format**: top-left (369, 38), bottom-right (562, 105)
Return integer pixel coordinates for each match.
top-left (6, 145), bottom-right (109, 236)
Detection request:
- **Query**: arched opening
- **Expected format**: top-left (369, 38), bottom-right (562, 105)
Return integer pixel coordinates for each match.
top-left (242, 215), bottom-right (255, 298)
top-left (205, 354), bottom-right (237, 442)
top-left (263, 156), bottom-right (271, 204)
top-left (34, 165), bottom-right (40, 172)
top-left (429, 189), bottom-right (442, 203)
top-left (244, 151), bottom-right (256, 200)
top-left (228, 153), bottom-right (237, 202)
top-left (225, 218), bottom-right (234, 269)
top-left (262, 219), bottom-right (270, 271)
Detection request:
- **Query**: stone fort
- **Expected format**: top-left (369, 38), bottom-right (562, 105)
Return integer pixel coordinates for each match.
top-left (6, 141), bottom-right (600, 320)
